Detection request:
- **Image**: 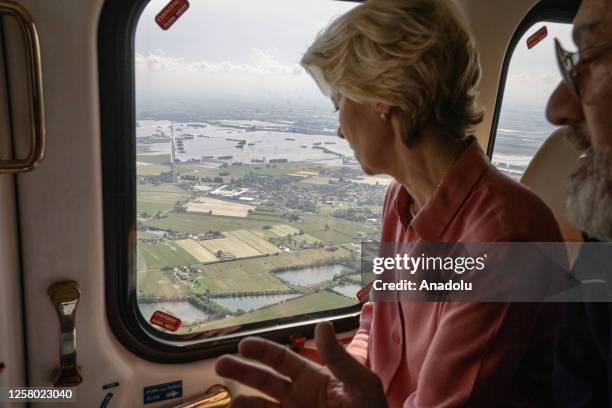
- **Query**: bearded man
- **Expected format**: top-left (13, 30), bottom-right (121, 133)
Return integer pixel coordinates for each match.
top-left (547, 0), bottom-right (612, 406)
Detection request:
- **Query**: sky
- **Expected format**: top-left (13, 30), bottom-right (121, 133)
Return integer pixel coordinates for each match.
top-left (135, 0), bottom-right (355, 104)
top-left (135, 0), bottom-right (574, 109)
top-left (501, 22), bottom-right (573, 109)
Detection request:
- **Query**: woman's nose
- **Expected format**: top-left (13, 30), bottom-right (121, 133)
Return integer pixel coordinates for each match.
top-left (546, 81), bottom-right (585, 126)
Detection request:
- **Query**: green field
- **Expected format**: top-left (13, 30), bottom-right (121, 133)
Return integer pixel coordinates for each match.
top-left (226, 230), bottom-right (280, 254)
top-left (137, 163), bottom-right (172, 176)
top-left (137, 241), bottom-right (355, 295)
top-left (197, 290), bottom-right (358, 330)
top-left (137, 154), bottom-right (171, 165)
top-left (145, 212), bottom-right (281, 234)
top-left (137, 241), bottom-right (199, 271)
top-left (176, 161), bottom-right (325, 183)
top-left (195, 246), bottom-right (353, 294)
top-left (294, 214), bottom-right (379, 243)
top-left (137, 270), bottom-right (190, 297)
top-left (144, 210), bottom-right (377, 245)
top-left (195, 262), bottom-right (290, 294)
top-left (138, 201), bottom-right (176, 214)
top-left (292, 234), bottom-right (322, 244)
top-left (137, 183), bottom-right (192, 215)
top-left (299, 176), bottom-right (333, 185)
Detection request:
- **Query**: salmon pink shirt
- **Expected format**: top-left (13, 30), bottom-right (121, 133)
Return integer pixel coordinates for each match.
top-left (346, 139), bottom-right (562, 407)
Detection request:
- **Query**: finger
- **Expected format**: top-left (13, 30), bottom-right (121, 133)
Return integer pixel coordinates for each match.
top-left (230, 395), bottom-right (280, 408)
top-left (238, 337), bottom-right (311, 380)
top-left (315, 321), bottom-right (374, 385)
top-left (216, 355), bottom-right (291, 401)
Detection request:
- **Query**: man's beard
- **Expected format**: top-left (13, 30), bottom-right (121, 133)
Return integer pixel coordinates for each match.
top-left (565, 125), bottom-right (612, 241)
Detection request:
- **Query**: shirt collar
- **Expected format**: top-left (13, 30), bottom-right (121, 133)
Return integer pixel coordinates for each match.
top-left (394, 138), bottom-right (490, 241)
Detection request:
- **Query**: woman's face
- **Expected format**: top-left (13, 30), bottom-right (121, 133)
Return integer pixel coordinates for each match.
top-left (333, 93), bottom-right (394, 175)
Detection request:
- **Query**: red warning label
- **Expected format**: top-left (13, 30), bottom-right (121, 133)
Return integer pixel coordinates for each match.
top-left (150, 310), bottom-right (182, 332)
top-left (155, 0), bottom-right (190, 31)
top-left (527, 26), bottom-right (548, 49)
top-left (356, 282), bottom-right (372, 302)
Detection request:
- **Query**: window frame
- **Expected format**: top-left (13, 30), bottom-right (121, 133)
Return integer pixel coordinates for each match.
top-left (99, 0), bottom-right (363, 363)
top-left (486, 0), bottom-right (579, 158)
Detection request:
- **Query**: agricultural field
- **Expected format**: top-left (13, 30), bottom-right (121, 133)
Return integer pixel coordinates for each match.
top-left (195, 246), bottom-right (353, 294)
top-left (185, 197), bottom-right (255, 217)
top-left (196, 290), bottom-right (359, 331)
top-left (294, 214), bottom-right (379, 243)
top-left (137, 241), bottom-right (199, 271)
top-left (291, 234), bottom-right (322, 244)
top-left (137, 269), bottom-right (189, 297)
top-left (196, 262), bottom-right (290, 294)
top-left (351, 175), bottom-right (393, 186)
top-left (137, 161), bottom-right (171, 176)
top-left (136, 153), bottom-right (171, 165)
top-left (318, 200), bottom-right (384, 218)
top-left (269, 224), bottom-right (300, 237)
top-left (299, 176), bottom-right (335, 185)
top-left (199, 235), bottom-right (262, 258)
top-left (225, 230), bottom-right (279, 254)
top-left (176, 161), bottom-right (325, 183)
top-left (144, 213), bottom-right (281, 234)
top-left (250, 228), bottom-right (283, 240)
top-left (137, 183), bottom-right (191, 215)
top-left (174, 239), bottom-right (218, 262)
top-left (145, 209), bottom-right (375, 245)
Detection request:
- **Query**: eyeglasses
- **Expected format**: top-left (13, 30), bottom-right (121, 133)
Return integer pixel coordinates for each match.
top-left (555, 37), bottom-right (612, 98)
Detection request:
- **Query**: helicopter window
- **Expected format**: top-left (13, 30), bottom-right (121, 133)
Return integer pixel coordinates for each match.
top-left (133, 0), bottom-right (381, 340)
top-left (490, 21), bottom-right (573, 180)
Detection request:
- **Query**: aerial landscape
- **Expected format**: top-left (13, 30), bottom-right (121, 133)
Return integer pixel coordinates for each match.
top-left (136, 98), bottom-right (387, 334)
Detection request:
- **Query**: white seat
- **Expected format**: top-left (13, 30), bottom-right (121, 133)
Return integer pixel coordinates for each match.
top-left (520, 127), bottom-right (583, 242)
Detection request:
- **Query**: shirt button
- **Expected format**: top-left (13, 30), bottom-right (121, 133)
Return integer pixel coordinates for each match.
top-left (392, 332), bottom-right (401, 344)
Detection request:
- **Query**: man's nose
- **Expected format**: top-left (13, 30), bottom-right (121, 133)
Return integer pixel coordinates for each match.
top-left (337, 127), bottom-right (345, 139)
top-left (546, 81), bottom-right (585, 126)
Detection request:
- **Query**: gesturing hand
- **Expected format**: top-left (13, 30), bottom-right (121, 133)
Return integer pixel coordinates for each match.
top-left (215, 321), bottom-right (388, 408)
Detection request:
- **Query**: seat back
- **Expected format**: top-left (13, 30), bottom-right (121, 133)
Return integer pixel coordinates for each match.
top-left (520, 127), bottom-right (583, 242)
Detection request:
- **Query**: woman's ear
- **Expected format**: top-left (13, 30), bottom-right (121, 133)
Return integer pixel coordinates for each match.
top-left (374, 102), bottom-right (391, 117)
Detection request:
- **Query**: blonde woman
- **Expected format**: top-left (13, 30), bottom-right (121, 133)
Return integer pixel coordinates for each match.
top-left (216, 0), bottom-right (562, 406)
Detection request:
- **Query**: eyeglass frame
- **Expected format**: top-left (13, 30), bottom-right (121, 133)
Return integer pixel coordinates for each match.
top-left (554, 37), bottom-right (612, 98)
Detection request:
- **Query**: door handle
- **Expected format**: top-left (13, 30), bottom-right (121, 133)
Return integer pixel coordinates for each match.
top-left (48, 281), bottom-right (82, 387)
top-left (0, 1), bottom-right (45, 173)
top-left (170, 384), bottom-right (231, 408)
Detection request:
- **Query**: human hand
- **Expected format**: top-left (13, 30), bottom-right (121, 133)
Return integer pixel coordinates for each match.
top-left (215, 321), bottom-right (388, 408)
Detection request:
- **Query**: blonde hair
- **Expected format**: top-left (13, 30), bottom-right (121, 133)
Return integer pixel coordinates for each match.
top-left (301, 0), bottom-right (483, 143)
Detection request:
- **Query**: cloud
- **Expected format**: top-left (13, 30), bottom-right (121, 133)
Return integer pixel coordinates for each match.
top-left (508, 72), bottom-right (531, 82)
top-left (537, 72), bottom-right (558, 84)
top-left (135, 48), bottom-right (304, 76)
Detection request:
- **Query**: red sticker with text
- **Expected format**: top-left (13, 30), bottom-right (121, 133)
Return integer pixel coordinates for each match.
top-left (356, 281), bottom-right (373, 302)
top-left (527, 26), bottom-right (548, 49)
top-left (150, 310), bottom-right (182, 332)
top-left (155, 0), bottom-right (190, 31)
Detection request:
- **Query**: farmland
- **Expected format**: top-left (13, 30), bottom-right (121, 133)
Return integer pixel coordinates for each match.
top-left (199, 235), bottom-right (262, 258)
top-left (137, 183), bottom-right (191, 215)
top-left (144, 213), bottom-right (278, 234)
top-left (185, 197), bottom-right (255, 217)
top-left (134, 121), bottom-right (384, 335)
top-left (194, 291), bottom-right (358, 331)
top-left (225, 230), bottom-right (279, 254)
top-left (137, 241), bottom-right (199, 271)
top-left (136, 161), bottom-right (171, 176)
top-left (174, 239), bottom-right (218, 262)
